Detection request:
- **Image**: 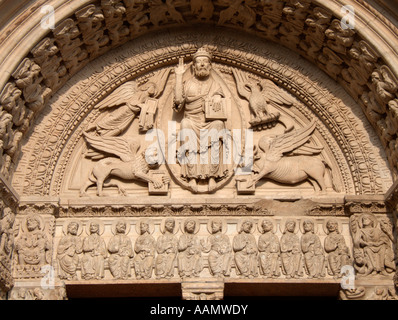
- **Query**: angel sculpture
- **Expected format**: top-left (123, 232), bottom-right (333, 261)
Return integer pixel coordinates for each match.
top-left (249, 120), bottom-right (337, 192)
top-left (86, 69), bottom-right (171, 137)
top-left (232, 68), bottom-right (294, 132)
top-left (80, 133), bottom-right (169, 197)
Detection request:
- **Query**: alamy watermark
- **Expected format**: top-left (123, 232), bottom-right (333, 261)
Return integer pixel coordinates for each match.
top-left (40, 265), bottom-right (55, 290)
top-left (40, 5), bottom-right (55, 30)
top-left (341, 5), bottom-right (356, 30)
top-left (340, 265), bottom-right (356, 290)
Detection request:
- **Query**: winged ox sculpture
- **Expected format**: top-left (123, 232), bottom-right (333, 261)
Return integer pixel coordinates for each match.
top-left (248, 120), bottom-right (338, 192)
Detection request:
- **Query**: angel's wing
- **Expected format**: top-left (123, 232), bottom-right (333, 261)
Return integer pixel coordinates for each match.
top-left (232, 68), bottom-right (251, 101)
top-left (95, 81), bottom-right (138, 110)
top-left (153, 68), bottom-right (172, 98)
top-left (260, 120), bottom-right (317, 162)
top-left (83, 133), bottom-right (139, 162)
top-left (259, 79), bottom-right (293, 108)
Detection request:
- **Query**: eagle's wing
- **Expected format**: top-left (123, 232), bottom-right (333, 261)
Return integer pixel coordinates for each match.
top-left (261, 120), bottom-right (317, 162)
top-left (260, 79), bottom-right (293, 108)
top-left (83, 133), bottom-right (139, 162)
top-left (232, 68), bottom-right (252, 101)
top-left (95, 81), bottom-right (138, 110)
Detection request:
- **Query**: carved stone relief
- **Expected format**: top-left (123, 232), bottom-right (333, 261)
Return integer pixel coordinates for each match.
top-left (350, 213), bottom-right (395, 277)
top-left (9, 286), bottom-right (67, 300)
top-left (324, 219), bottom-right (351, 279)
top-left (280, 219), bottom-right (303, 279)
top-left (203, 219), bottom-right (232, 278)
top-left (233, 218), bottom-right (258, 278)
top-left (12, 29), bottom-right (393, 199)
top-left (0, 200), bottom-right (16, 294)
top-left (178, 218), bottom-right (203, 278)
top-left (258, 218), bottom-right (280, 278)
top-left (81, 219), bottom-right (107, 280)
top-left (0, 1), bottom-right (392, 200)
top-left (13, 213), bottom-right (54, 279)
top-left (57, 220), bottom-right (83, 280)
top-left (301, 218), bottom-right (325, 278)
top-left (133, 219), bottom-right (156, 279)
top-left (155, 218), bottom-right (178, 279)
top-left (108, 219), bottom-right (133, 280)
top-left (1, 0), bottom-right (398, 301)
top-left (47, 216), bottom-right (358, 282)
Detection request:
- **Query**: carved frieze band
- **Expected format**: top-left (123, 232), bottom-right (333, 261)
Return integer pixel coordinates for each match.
top-left (53, 217), bottom-right (356, 281)
top-left (60, 203), bottom-right (272, 217)
top-left (49, 212), bottom-right (396, 283)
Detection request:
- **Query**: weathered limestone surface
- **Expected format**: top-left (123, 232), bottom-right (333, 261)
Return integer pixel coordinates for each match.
top-left (0, 0), bottom-right (398, 300)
